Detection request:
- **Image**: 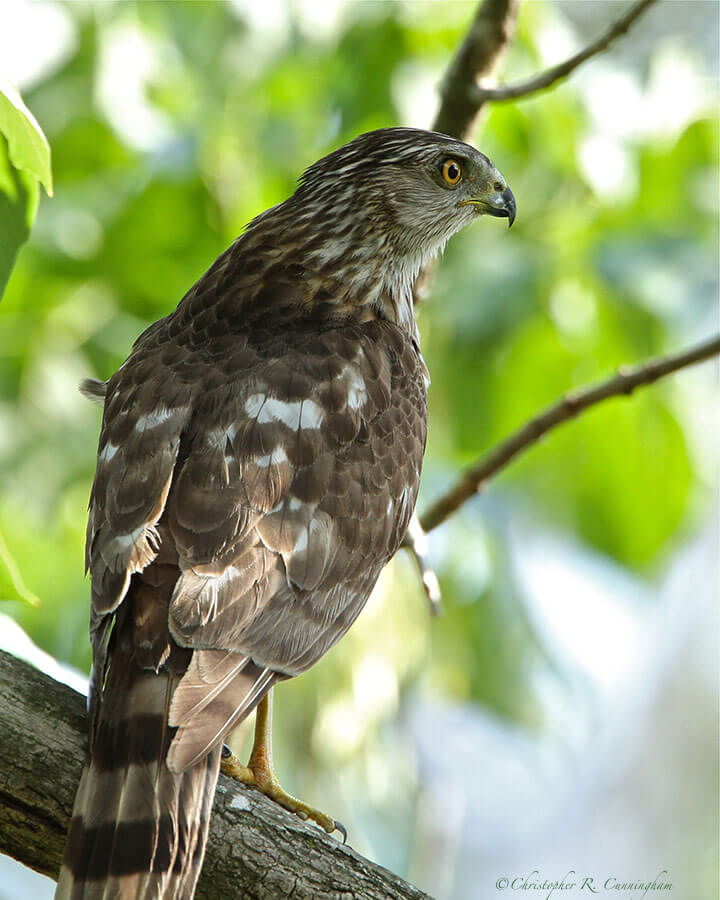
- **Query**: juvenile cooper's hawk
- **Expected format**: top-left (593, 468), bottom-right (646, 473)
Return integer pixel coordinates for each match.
top-left (56, 127), bottom-right (515, 899)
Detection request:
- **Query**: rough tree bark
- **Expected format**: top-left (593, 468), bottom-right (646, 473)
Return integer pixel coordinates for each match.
top-left (0, 649), bottom-right (430, 900)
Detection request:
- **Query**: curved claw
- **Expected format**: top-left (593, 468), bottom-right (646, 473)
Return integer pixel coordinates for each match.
top-left (333, 819), bottom-right (348, 844)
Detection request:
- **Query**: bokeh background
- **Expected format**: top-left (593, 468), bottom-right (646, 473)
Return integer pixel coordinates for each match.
top-left (0, 1), bottom-right (717, 898)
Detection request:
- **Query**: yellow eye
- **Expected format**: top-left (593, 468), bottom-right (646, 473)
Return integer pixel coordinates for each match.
top-left (441, 159), bottom-right (462, 186)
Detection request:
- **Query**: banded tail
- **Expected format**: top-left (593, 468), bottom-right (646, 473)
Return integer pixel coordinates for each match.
top-left (56, 642), bottom-right (222, 900)
top-left (56, 570), bottom-right (277, 899)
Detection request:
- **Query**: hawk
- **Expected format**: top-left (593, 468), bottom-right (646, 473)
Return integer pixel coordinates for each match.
top-left (55, 127), bottom-right (515, 899)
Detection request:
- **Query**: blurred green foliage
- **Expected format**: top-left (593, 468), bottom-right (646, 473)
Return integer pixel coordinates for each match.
top-left (0, 0), bottom-right (717, 880)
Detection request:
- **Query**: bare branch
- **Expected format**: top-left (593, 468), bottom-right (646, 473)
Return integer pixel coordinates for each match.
top-left (408, 0), bottom-right (668, 613)
top-left (472, 0), bottom-right (660, 105)
top-left (419, 334), bottom-right (720, 534)
top-left (433, 0), bottom-right (520, 141)
top-left (0, 650), bottom-right (430, 900)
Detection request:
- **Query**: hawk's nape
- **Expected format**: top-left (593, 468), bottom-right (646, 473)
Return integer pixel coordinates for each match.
top-left (55, 127), bottom-right (514, 898)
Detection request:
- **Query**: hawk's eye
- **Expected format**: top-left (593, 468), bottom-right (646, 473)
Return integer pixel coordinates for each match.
top-left (441, 159), bottom-right (462, 186)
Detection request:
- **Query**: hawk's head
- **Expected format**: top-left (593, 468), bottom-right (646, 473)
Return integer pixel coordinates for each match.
top-left (296, 127), bottom-right (515, 260)
top-left (241, 127), bottom-right (515, 335)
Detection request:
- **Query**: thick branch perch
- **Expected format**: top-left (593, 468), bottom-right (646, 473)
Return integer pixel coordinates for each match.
top-left (418, 334), bottom-right (720, 534)
top-left (471, 0), bottom-right (659, 104)
top-left (0, 649), bottom-right (431, 900)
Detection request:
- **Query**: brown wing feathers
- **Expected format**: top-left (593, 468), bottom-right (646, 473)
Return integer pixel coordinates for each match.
top-left (58, 302), bottom-right (427, 899)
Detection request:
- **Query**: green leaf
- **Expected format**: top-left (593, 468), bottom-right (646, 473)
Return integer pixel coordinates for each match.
top-left (0, 133), bottom-right (38, 298)
top-left (0, 81), bottom-right (51, 298)
top-left (0, 78), bottom-right (52, 195)
top-left (0, 528), bottom-right (40, 607)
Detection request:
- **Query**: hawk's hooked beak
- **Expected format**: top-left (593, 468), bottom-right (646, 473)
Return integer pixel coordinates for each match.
top-left (459, 185), bottom-right (517, 228)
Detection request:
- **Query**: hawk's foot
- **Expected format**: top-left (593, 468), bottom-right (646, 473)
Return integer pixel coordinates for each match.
top-left (220, 693), bottom-right (346, 840)
top-left (221, 747), bottom-right (344, 839)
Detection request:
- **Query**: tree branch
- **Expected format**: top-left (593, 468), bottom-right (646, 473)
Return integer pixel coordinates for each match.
top-left (409, 0), bottom-right (667, 609)
top-left (418, 334), bottom-right (720, 534)
top-left (414, 0), bottom-right (520, 306)
top-left (471, 0), bottom-right (660, 104)
top-left (433, 0), bottom-right (520, 140)
top-left (418, 0), bottom-right (659, 307)
top-left (400, 515), bottom-right (443, 616)
top-left (0, 649), bottom-right (431, 900)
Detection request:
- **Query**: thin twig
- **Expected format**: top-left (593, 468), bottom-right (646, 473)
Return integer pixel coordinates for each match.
top-left (400, 515), bottom-right (443, 616)
top-left (472, 0), bottom-right (660, 104)
top-left (419, 334), bottom-right (720, 534)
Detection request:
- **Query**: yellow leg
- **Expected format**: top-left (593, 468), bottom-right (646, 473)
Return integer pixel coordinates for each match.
top-left (221, 690), bottom-right (344, 839)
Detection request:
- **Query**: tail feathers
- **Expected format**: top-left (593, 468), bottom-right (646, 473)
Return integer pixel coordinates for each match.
top-left (79, 378), bottom-right (107, 405)
top-left (167, 649), bottom-right (276, 772)
top-left (56, 663), bottom-right (221, 900)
